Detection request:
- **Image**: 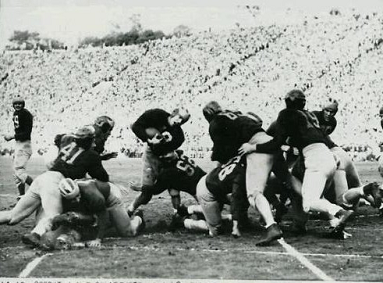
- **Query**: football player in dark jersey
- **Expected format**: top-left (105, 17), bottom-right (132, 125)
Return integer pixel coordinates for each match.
top-left (127, 150), bottom-right (206, 216)
top-left (240, 89), bottom-right (354, 235)
top-left (3, 96), bottom-right (34, 198)
top-left (93, 116), bottom-right (118, 160)
top-left (131, 108), bottom-right (190, 189)
top-left (203, 101), bottom-right (283, 246)
top-left (0, 126), bottom-right (109, 246)
top-left (196, 154), bottom-right (249, 237)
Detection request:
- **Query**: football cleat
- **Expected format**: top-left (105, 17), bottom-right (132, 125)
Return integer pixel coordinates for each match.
top-left (168, 214), bottom-right (185, 232)
top-left (177, 205), bottom-right (189, 217)
top-left (256, 223), bottom-right (283, 246)
top-left (363, 182), bottom-right (383, 208)
top-left (274, 203), bottom-right (288, 223)
top-left (290, 221), bottom-right (307, 236)
top-left (330, 209), bottom-right (354, 234)
top-left (21, 232), bottom-right (41, 248)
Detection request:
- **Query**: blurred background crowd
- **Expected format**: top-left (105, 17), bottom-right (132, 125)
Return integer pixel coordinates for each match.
top-left (1, 9), bottom-right (383, 161)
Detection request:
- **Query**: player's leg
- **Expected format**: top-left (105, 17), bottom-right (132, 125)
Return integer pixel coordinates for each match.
top-left (196, 176), bottom-right (222, 236)
top-left (246, 151), bottom-right (275, 227)
top-left (331, 147), bottom-right (362, 188)
top-left (5, 176), bottom-right (42, 225)
top-left (30, 172), bottom-right (64, 236)
top-left (127, 188), bottom-right (153, 216)
top-left (289, 176), bottom-right (309, 234)
top-left (141, 146), bottom-right (162, 187)
top-left (301, 144), bottom-right (353, 230)
top-left (13, 140), bottom-right (33, 197)
top-left (108, 183), bottom-right (144, 236)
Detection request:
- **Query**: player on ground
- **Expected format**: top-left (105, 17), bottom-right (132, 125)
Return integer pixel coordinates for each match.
top-left (3, 96), bottom-right (34, 198)
top-left (239, 89), bottom-right (354, 235)
top-left (131, 107), bottom-right (190, 190)
top-left (0, 126), bottom-right (109, 247)
top-left (39, 178), bottom-right (145, 250)
top-left (127, 150), bottom-right (206, 217)
top-left (203, 101), bottom-right (283, 246)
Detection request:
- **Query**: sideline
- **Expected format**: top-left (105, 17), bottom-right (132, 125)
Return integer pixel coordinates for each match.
top-left (277, 238), bottom-right (334, 281)
top-left (18, 253), bottom-right (52, 278)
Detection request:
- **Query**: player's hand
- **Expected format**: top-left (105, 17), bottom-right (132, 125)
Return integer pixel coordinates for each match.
top-left (101, 152), bottom-right (118, 160)
top-left (4, 134), bottom-right (14, 141)
top-left (238, 143), bottom-right (255, 155)
top-left (147, 134), bottom-right (164, 145)
top-left (86, 238), bottom-right (102, 248)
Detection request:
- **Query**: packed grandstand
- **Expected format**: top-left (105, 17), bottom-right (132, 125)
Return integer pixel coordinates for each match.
top-left (1, 8), bottom-right (383, 161)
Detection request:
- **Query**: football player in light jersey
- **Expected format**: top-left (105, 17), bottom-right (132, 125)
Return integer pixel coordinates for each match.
top-left (39, 178), bottom-right (145, 250)
top-left (0, 126), bottom-right (109, 247)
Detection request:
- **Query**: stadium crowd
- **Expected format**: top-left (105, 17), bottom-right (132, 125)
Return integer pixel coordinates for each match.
top-left (1, 11), bottom-right (383, 161)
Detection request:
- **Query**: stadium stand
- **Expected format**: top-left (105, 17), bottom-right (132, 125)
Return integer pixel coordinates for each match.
top-left (1, 10), bottom-right (382, 161)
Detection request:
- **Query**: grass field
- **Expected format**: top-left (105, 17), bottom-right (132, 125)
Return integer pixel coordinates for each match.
top-left (0, 157), bottom-right (383, 281)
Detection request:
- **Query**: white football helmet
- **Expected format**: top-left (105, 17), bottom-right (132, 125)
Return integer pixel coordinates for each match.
top-left (59, 178), bottom-right (80, 200)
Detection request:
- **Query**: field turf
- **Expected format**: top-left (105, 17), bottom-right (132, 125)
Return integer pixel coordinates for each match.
top-left (0, 157), bottom-right (383, 281)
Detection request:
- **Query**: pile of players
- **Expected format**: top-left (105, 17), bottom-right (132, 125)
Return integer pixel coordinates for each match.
top-left (1, 89), bottom-right (383, 250)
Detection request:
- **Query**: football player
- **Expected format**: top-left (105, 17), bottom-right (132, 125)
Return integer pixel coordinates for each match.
top-left (0, 126), bottom-right (109, 247)
top-left (3, 96), bottom-right (34, 198)
top-left (92, 116), bottom-right (118, 160)
top-left (131, 107), bottom-right (190, 189)
top-left (195, 154), bottom-right (249, 238)
top-left (203, 101), bottom-right (283, 246)
top-left (127, 150), bottom-right (206, 217)
top-left (313, 100), bottom-right (362, 190)
top-left (39, 178), bottom-right (145, 250)
top-left (239, 89), bottom-right (354, 235)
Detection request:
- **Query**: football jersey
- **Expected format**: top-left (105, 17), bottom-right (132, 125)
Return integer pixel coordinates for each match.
top-left (205, 155), bottom-right (246, 199)
top-left (256, 109), bottom-right (329, 153)
top-left (209, 110), bottom-right (264, 163)
top-left (148, 150), bottom-right (206, 196)
top-left (50, 136), bottom-right (109, 182)
top-left (13, 108), bottom-right (33, 141)
top-left (205, 155), bottom-right (248, 221)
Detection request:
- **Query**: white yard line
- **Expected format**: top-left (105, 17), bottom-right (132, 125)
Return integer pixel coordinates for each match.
top-left (18, 253), bottom-right (52, 278)
top-left (277, 238), bottom-right (334, 281)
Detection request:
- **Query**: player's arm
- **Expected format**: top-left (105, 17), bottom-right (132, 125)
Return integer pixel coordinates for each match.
top-left (87, 209), bottom-right (109, 247)
top-left (247, 113), bottom-right (288, 154)
top-left (87, 153), bottom-right (110, 182)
